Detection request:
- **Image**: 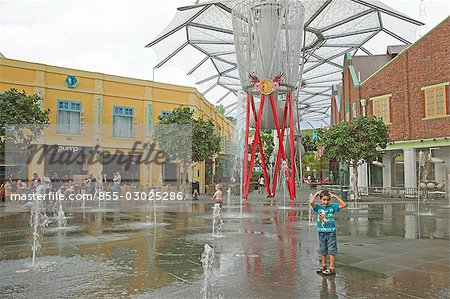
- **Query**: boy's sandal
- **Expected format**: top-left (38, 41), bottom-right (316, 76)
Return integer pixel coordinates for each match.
top-left (322, 268), bottom-right (335, 275)
top-left (316, 265), bottom-right (327, 273)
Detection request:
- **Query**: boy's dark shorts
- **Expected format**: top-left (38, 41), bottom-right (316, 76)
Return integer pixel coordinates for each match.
top-left (318, 232), bottom-right (337, 255)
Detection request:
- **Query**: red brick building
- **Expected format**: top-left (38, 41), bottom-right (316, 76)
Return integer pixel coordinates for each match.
top-left (331, 17), bottom-right (450, 195)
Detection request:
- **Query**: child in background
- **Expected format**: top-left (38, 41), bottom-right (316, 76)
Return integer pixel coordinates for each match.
top-left (113, 172), bottom-right (121, 193)
top-left (212, 184), bottom-right (223, 208)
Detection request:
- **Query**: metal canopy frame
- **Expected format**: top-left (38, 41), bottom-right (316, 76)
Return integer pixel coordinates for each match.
top-left (146, 0), bottom-right (423, 127)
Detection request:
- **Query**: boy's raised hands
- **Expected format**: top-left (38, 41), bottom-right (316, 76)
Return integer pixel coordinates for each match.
top-left (309, 189), bottom-right (324, 208)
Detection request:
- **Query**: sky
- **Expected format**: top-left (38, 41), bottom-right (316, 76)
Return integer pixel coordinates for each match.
top-left (0, 0), bottom-right (449, 113)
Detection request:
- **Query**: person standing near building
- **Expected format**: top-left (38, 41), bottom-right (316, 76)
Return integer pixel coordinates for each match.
top-left (35, 178), bottom-right (46, 200)
top-left (16, 179), bottom-right (27, 194)
top-left (51, 174), bottom-right (60, 194)
top-left (4, 180), bottom-right (12, 202)
top-left (0, 181), bottom-right (6, 202)
top-left (85, 175), bottom-right (93, 195)
top-left (258, 175), bottom-right (265, 194)
top-left (42, 173), bottom-right (52, 194)
top-left (32, 173), bottom-right (40, 192)
top-left (309, 189), bottom-right (346, 275)
top-left (192, 180), bottom-right (199, 200)
top-left (113, 172), bottom-right (122, 193)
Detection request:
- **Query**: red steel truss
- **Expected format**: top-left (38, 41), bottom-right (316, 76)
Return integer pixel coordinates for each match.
top-left (243, 85), bottom-right (296, 200)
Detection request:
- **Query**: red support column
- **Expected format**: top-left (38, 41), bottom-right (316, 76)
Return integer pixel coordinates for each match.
top-left (269, 93), bottom-right (287, 160)
top-left (249, 100), bottom-right (272, 196)
top-left (269, 92), bottom-right (295, 200)
top-left (244, 94), bottom-right (265, 198)
top-left (271, 99), bottom-right (288, 197)
top-left (288, 92), bottom-right (296, 200)
top-left (269, 92), bottom-right (293, 199)
top-left (243, 93), bottom-right (251, 199)
top-left (242, 86), bottom-right (297, 201)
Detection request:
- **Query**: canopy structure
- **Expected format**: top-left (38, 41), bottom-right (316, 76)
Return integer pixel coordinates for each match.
top-left (146, 0), bottom-right (423, 128)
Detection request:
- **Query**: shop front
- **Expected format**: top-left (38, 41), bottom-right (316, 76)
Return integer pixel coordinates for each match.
top-left (44, 145), bottom-right (91, 180)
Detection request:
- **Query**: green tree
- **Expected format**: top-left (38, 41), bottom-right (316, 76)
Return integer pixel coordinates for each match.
top-left (0, 89), bottom-right (50, 163)
top-left (261, 130), bottom-right (274, 167)
top-left (318, 116), bottom-right (389, 201)
top-left (192, 117), bottom-right (221, 163)
top-left (154, 107), bottom-right (220, 195)
top-left (302, 152), bottom-right (319, 177)
top-left (301, 134), bottom-right (317, 153)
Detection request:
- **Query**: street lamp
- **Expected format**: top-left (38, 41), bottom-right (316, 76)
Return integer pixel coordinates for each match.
top-left (429, 148), bottom-right (444, 164)
top-left (371, 160), bottom-right (384, 167)
top-left (360, 99), bottom-right (367, 117)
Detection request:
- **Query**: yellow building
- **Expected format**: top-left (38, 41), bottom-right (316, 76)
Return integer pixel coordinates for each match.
top-left (0, 57), bottom-right (234, 192)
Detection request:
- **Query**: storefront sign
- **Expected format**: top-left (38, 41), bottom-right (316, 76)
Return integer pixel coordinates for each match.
top-left (57, 146), bottom-right (81, 153)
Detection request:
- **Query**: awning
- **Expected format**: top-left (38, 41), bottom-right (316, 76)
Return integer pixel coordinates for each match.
top-left (146, 0), bottom-right (423, 127)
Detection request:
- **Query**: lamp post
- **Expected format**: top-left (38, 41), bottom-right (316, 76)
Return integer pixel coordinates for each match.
top-left (360, 99), bottom-right (367, 117)
top-left (429, 147), bottom-right (444, 163)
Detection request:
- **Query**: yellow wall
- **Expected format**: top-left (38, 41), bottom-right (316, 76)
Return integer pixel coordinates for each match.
top-left (0, 65), bottom-right (36, 83)
top-left (0, 57), bottom-right (235, 191)
top-left (0, 82), bottom-right (34, 94)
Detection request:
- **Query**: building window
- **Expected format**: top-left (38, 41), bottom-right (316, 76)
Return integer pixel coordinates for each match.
top-left (424, 84), bottom-right (447, 118)
top-left (352, 102), bottom-right (357, 119)
top-left (113, 106), bottom-right (134, 137)
top-left (371, 95), bottom-right (390, 123)
top-left (392, 152), bottom-right (405, 187)
top-left (345, 100), bottom-right (350, 121)
top-left (57, 100), bottom-right (82, 134)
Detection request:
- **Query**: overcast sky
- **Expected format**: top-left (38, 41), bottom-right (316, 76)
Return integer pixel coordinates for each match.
top-left (0, 0), bottom-right (449, 102)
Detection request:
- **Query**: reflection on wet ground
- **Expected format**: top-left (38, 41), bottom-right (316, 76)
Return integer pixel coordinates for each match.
top-left (0, 198), bottom-right (449, 298)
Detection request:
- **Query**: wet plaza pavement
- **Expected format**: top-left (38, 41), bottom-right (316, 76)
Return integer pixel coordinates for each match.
top-left (0, 192), bottom-right (449, 298)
